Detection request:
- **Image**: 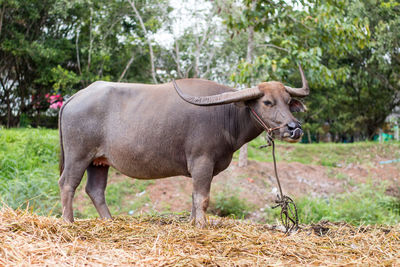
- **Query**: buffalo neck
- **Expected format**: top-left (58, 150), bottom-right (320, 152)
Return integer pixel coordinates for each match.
top-left (227, 104), bottom-right (264, 152)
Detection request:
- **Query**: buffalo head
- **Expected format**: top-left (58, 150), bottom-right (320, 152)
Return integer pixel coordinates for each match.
top-left (173, 64), bottom-right (309, 143)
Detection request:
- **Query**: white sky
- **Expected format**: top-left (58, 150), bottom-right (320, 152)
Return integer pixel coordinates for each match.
top-left (153, 0), bottom-right (215, 48)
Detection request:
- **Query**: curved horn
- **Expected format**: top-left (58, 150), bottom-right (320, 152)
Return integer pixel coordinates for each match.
top-left (284, 63), bottom-right (309, 97)
top-left (172, 80), bottom-right (263, 106)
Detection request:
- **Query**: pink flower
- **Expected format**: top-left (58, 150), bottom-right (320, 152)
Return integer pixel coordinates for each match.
top-left (49, 102), bottom-right (62, 109)
top-left (46, 93), bottom-right (63, 109)
top-left (49, 95), bottom-right (57, 103)
top-left (50, 103), bottom-right (58, 109)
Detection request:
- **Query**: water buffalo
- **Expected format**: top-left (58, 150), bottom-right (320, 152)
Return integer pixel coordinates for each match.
top-left (58, 65), bottom-right (309, 227)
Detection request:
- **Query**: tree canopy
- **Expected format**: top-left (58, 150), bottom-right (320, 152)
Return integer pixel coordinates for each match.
top-left (0, 0), bottom-right (399, 140)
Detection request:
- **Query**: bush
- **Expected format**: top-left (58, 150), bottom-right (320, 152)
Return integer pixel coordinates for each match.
top-left (210, 190), bottom-right (252, 219)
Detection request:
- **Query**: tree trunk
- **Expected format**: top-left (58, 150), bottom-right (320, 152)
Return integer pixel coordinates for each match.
top-left (194, 36), bottom-right (200, 78)
top-left (0, 4), bottom-right (5, 37)
top-left (118, 55), bottom-right (135, 82)
top-left (246, 26), bottom-right (254, 63)
top-left (128, 0), bottom-right (157, 84)
top-left (174, 41), bottom-right (183, 78)
top-left (238, 143), bottom-right (249, 167)
top-left (6, 91), bottom-right (11, 128)
top-left (87, 8), bottom-right (93, 73)
top-left (238, 16), bottom-right (255, 168)
top-left (75, 28), bottom-right (82, 76)
top-left (307, 129), bottom-right (312, 144)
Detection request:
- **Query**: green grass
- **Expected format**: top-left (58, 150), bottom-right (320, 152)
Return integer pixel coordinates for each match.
top-left (105, 178), bottom-right (153, 215)
top-left (0, 128), bottom-right (154, 218)
top-left (76, 178), bottom-right (153, 218)
top-left (0, 128), bottom-right (60, 215)
top-left (236, 135), bottom-right (400, 166)
top-left (264, 183), bottom-right (400, 225)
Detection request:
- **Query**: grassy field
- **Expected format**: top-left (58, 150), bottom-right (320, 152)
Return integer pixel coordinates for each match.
top-left (244, 134), bottom-right (400, 166)
top-left (1, 128), bottom-right (399, 225)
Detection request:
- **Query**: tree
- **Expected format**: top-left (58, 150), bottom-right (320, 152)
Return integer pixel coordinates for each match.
top-left (155, 0), bottom-right (227, 83)
top-left (0, 0), bottom-right (169, 127)
top-left (1, 0), bottom-right (398, 137)
top-left (332, 0), bottom-right (400, 138)
top-left (128, 0), bottom-right (159, 84)
top-left (0, 0), bottom-right (79, 127)
top-left (221, 0), bottom-right (396, 141)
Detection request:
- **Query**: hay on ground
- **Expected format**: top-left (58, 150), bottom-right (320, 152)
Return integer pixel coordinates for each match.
top-left (0, 207), bottom-right (399, 266)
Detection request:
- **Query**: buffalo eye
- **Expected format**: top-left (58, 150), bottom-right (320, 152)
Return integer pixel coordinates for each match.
top-left (263, 100), bottom-right (273, 106)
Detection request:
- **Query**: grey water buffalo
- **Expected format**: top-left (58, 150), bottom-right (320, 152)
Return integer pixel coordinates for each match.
top-left (58, 65), bottom-right (309, 227)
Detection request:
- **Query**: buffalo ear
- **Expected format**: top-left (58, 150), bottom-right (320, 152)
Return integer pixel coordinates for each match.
top-left (289, 99), bottom-right (307, 112)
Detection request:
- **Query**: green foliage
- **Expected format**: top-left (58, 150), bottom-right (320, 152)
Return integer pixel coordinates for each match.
top-left (0, 128), bottom-right (60, 215)
top-left (0, 0), bottom-right (170, 127)
top-left (210, 190), bottom-right (253, 218)
top-left (222, 0), bottom-right (400, 139)
top-left (0, 129), bottom-right (154, 218)
top-left (280, 183), bottom-right (400, 225)
top-left (50, 65), bottom-right (81, 92)
top-left (1, 0), bottom-right (399, 136)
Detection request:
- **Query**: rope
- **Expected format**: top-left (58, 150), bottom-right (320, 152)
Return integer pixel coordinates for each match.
top-left (249, 107), bottom-right (299, 233)
top-left (271, 141), bottom-right (283, 198)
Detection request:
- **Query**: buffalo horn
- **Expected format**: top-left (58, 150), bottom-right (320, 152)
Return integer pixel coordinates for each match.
top-left (173, 80), bottom-right (263, 106)
top-left (284, 64), bottom-right (309, 97)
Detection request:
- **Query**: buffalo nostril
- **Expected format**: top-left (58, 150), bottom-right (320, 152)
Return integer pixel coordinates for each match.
top-left (287, 122), bottom-right (297, 130)
top-left (290, 128), bottom-right (303, 139)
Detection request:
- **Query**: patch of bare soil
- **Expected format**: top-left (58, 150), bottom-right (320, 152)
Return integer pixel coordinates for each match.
top-left (146, 176), bottom-right (192, 212)
top-left (343, 162), bottom-right (400, 183)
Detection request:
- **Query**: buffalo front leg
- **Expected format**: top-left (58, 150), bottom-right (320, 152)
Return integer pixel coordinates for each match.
top-left (190, 157), bottom-right (214, 228)
top-left (85, 164), bottom-right (112, 219)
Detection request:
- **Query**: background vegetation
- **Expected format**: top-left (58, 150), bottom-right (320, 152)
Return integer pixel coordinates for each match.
top-left (1, 0), bottom-right (399, 140)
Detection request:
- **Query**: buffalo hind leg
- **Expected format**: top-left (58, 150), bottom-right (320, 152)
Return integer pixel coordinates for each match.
top-left (190, 157), bottom-right (214, 228)
top-left (85, 164), bottom-right (112, 219)
top-left (59, 159), bottom-right (90, 223)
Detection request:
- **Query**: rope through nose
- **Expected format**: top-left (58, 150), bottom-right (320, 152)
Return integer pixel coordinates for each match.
top-left (248, 106), bottom-right (299, 233)
top-left (248, 107), bottom-right (286, 134)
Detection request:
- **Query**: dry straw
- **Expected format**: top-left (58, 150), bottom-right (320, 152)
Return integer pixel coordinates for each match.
top-left (0, 206), bottom-right (399, 266)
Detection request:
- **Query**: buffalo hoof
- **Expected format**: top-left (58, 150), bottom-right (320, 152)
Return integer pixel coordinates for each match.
top-left (195, 218), bottom-right (208, 228)
top-left (189, 215), bottom-right (208, 228)
top-left (61, 217), bottom-right (74, 223)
